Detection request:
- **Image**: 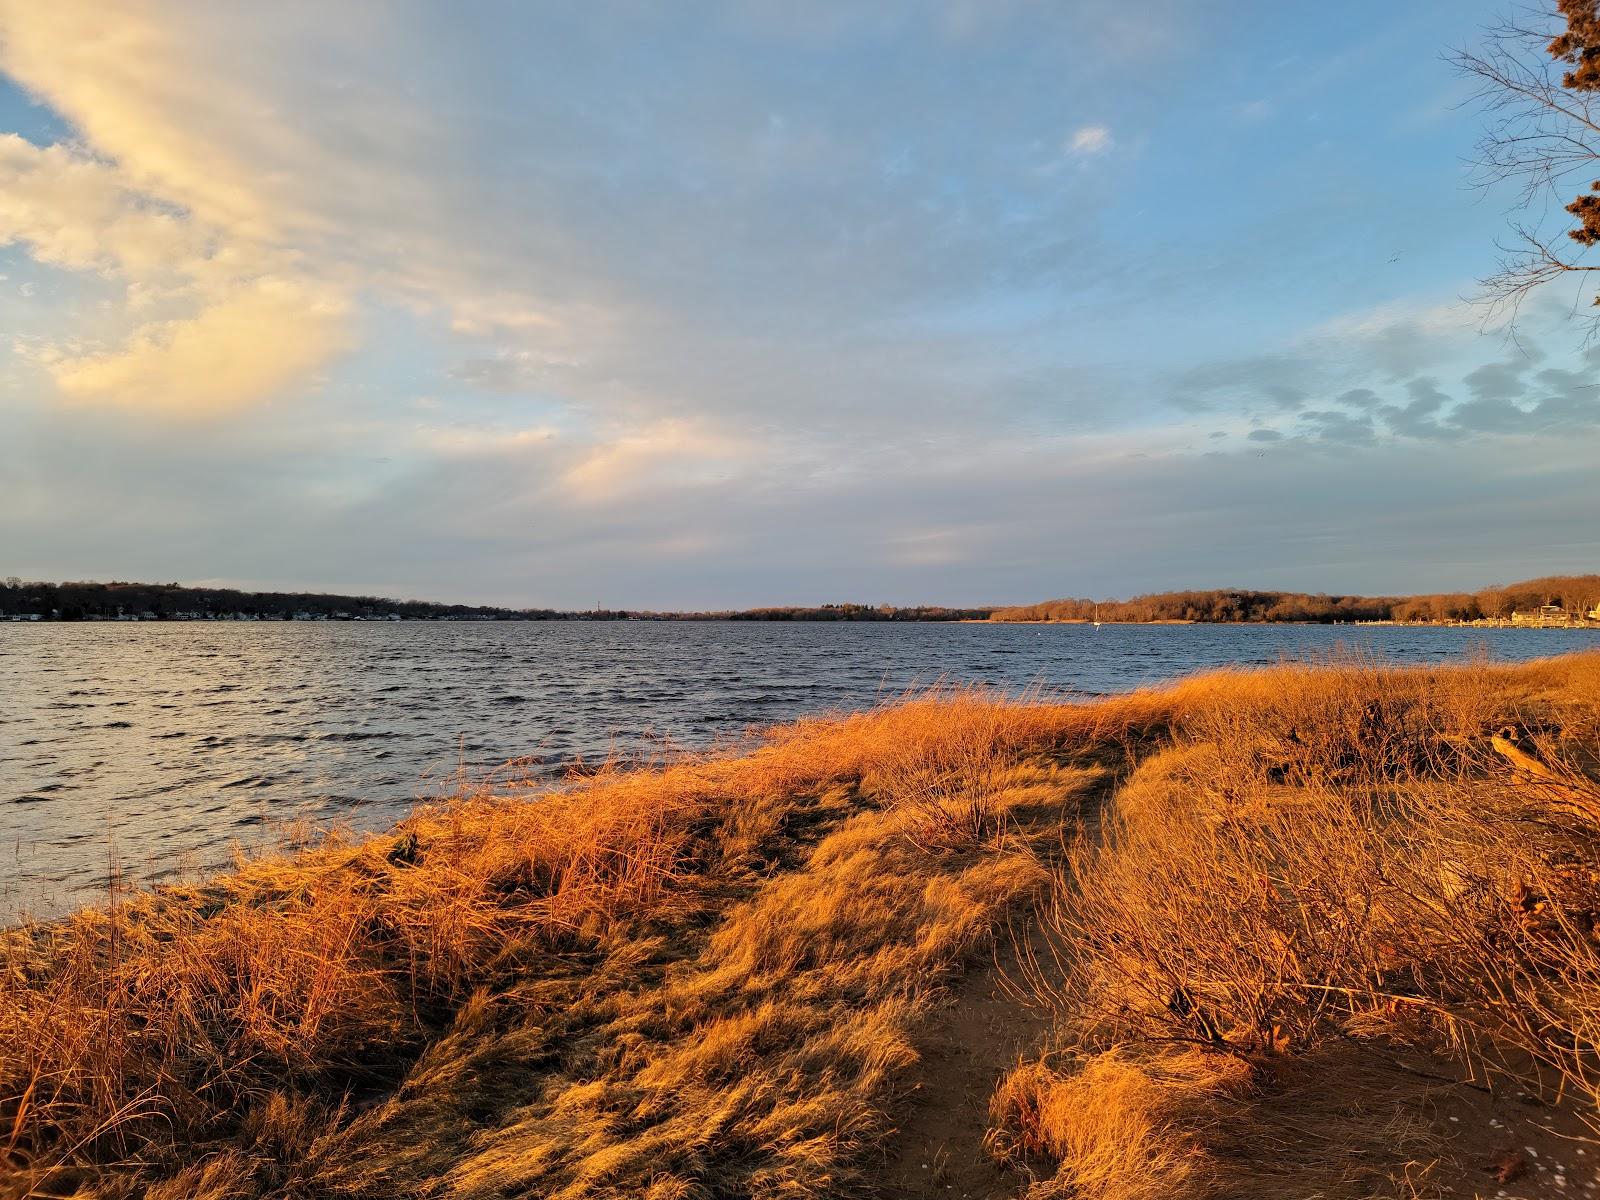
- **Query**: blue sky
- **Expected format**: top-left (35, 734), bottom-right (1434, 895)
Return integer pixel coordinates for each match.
top-left (1, 1), bottom-right (1597, 607)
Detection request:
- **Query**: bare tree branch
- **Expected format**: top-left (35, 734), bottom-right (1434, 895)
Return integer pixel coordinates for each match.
top-left (1452, 5), bottom-right (1600, 322)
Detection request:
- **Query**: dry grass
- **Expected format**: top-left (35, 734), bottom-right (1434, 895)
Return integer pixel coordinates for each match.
top-left (992, 650), bottom-right (1600, 1199)
top-left (987, 1042), bottom-right (1445, 1200)
top-left (0, 688), bottom-right (1137, 1198)
top-left (987, 1048), bottom-right (1244, 1199)
top-left (8, 653), bottom-right (1600, 1199)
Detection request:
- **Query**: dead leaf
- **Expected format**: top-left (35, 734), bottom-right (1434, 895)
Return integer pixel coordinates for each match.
top-left (1484, 1148), bottom-right (1527, 1184)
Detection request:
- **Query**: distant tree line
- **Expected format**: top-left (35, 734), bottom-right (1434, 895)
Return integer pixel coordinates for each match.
top-left (723, 603), bottom-right (989, 622)
top-left (0, 580), bottom-right (992, 623)
top-left (990, 591), bottom-right (1394, 624)
top-left (0, 579), bottom-right (557, 621)
top-left (989, 574), bottom-right (1600, 624)
top-left (10, 575), bottom-right (1596, 626)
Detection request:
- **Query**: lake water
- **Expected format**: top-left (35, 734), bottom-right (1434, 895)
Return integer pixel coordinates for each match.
top-left (4, 620), bottom-right (1598, 918)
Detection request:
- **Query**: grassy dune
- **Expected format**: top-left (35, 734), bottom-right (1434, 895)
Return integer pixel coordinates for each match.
top-left (4, 653), bottom-right (1600, 1197)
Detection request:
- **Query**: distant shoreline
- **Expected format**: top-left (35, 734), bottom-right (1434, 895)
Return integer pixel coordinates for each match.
top-left (971, 617), bottom-right (1600, 629)
top-left (963, 617), bottom-right (1195, 625)
top-left (0, 582), bottom-right (988, 624)
top-left (10, 614), bottom-right (1600, 630)
top-left (988, 574), bottom-right (1600, 628)
top-left (6, 574), bottom-right (1599, 628)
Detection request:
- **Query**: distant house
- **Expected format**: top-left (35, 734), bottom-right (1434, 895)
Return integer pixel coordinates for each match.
top-left (1511, 604), bottom-right (1570, 627)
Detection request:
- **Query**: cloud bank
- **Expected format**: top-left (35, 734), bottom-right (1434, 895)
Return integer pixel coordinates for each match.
top-left (0, 0), bottom-right (1596, 605)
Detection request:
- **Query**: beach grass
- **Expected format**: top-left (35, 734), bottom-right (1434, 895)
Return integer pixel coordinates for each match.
top-left (4, 652), bottom-right (1600, 1197)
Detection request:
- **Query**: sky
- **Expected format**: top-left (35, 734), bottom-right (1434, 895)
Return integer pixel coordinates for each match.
top-left (1, 0), bottom-right (1598, 609)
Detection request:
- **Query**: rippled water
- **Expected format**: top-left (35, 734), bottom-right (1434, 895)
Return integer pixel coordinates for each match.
top-left (4, 620), bottom-right (1597, 917)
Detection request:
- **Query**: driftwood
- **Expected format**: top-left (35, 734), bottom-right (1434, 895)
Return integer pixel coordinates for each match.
top-left (1489, 733), bottom-right (1600, 825)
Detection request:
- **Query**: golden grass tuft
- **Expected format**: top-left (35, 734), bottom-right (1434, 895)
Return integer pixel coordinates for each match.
top-left (989, 1043), bottom-right (1444, 1200)
top-left (987, 1049), bottom-right (1244, 1200)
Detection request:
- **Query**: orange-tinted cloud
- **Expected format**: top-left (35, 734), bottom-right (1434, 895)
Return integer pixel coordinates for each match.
top-left (50, 279), bottom-right (349, 415)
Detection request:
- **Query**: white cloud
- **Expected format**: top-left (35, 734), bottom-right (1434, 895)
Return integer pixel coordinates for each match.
top-left (0, 2), bottom-right (1147, 436)
top-left (560, 421), bottom-right (757, 505)
top-left (1067, 124), bottom-right (1113, 156)
top-left (884, 528), bottom-right (974, 567)
top-left (421, 425), bottom-right (559, 456)
top-left (49, 278), bottom-right (350, 415)
top-left (2, 1), bottom-right (1593, 603)
top-left (0, 134), bottom-right (209, 276)
top-left (0, 5), bottom-right (323, 241)
top-left (1312, 296), bottom-right (1479, 343)
top-left (0, 101), bottom-right (349, 414)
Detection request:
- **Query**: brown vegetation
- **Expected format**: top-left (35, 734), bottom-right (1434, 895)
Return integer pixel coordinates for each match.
top-left (0, 579), bottom-right (990, 623)
top-left (5, 652), bottom-right (1600, 1198)
top-left (991, 651), bottom-right (1600, 1198)
top-left (0, 690), bottom-right (1151, 1198)
top-left (989, 571), bottom-right (1600, 623)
